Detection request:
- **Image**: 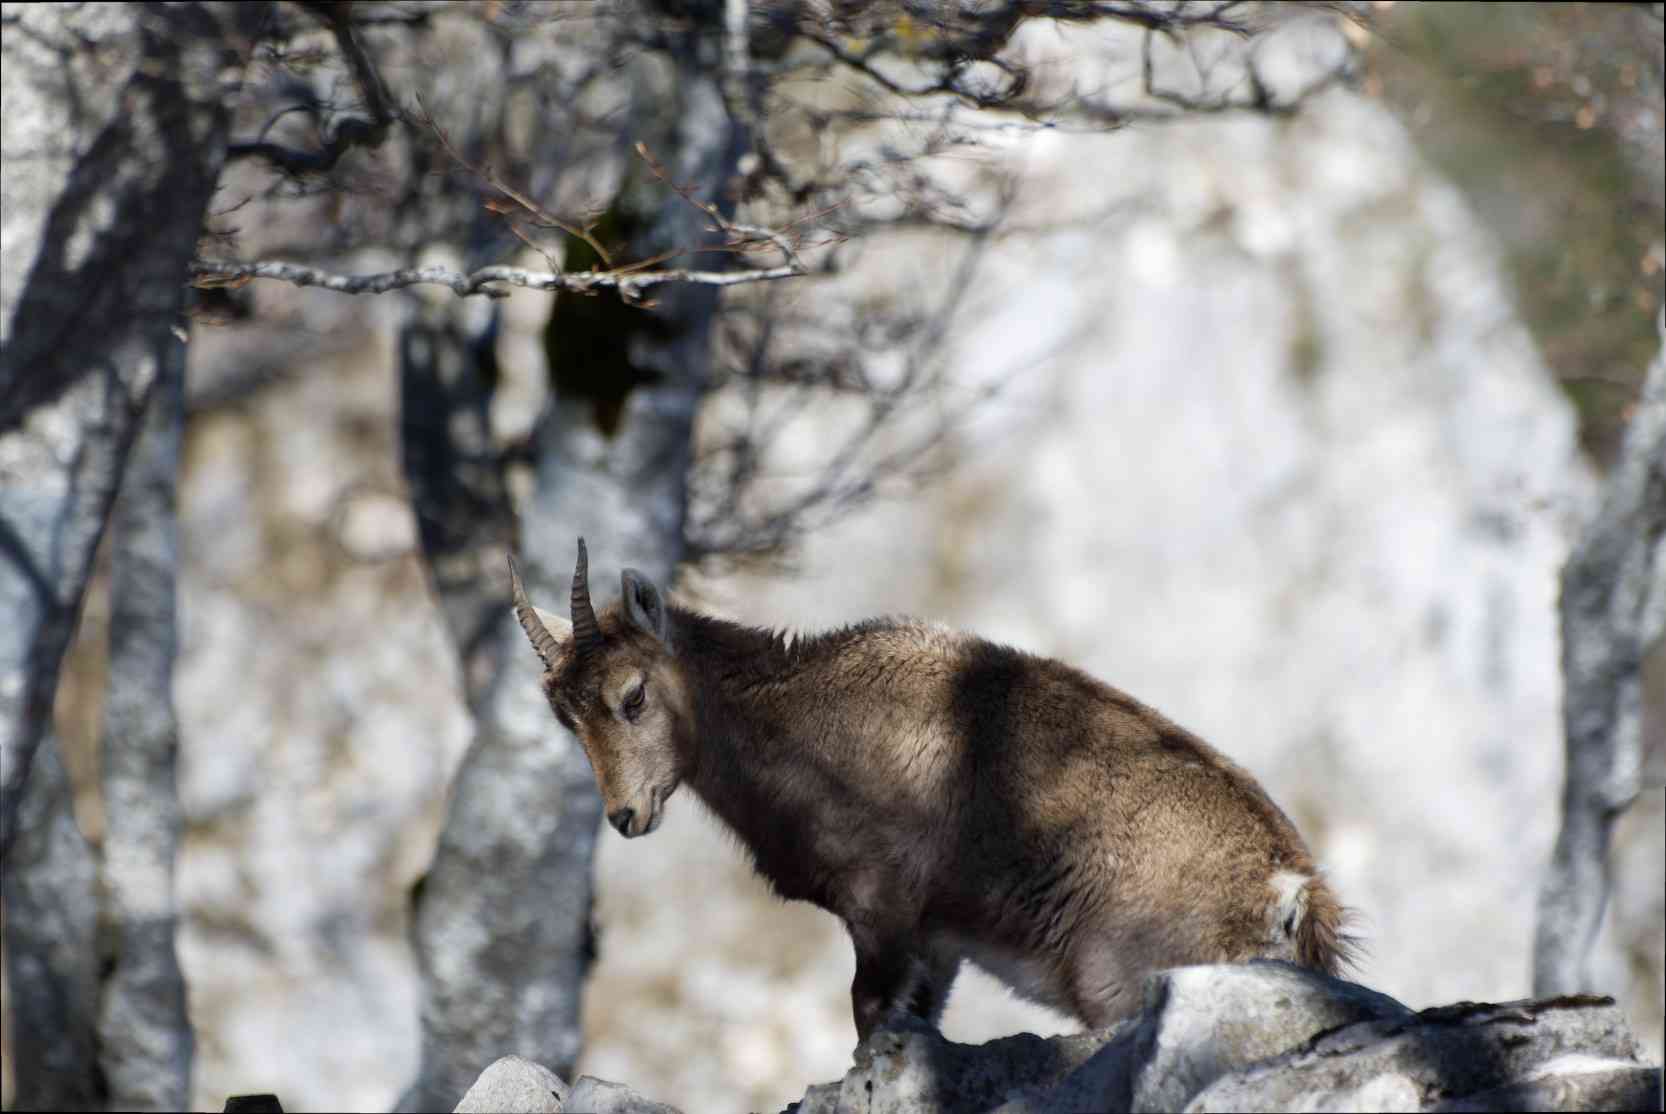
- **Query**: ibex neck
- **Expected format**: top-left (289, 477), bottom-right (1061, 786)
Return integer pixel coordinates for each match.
top-left (669, 607), bottom-right (914, 900)
top-left (672, 607), bottom-right (861, 777)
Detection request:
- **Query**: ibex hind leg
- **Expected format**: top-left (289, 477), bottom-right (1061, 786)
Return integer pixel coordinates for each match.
top-left (904, 947), bottom-right (963, 1026)
top-left (1071, 978), bottom-right (1142, 1031)
top-left (1066, 939), bottom-right (1148, 1031)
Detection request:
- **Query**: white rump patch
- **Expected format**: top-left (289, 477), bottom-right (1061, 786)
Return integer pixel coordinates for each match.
top-left (1268, 870), bottom-right (1311, 944)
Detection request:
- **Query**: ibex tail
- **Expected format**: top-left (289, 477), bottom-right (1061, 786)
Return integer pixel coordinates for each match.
top-left (1291, 871), bottom-right (1361, 976)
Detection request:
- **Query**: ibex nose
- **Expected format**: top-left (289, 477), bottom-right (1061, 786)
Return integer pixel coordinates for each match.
top-left (608, 808), bottom-right (635, 836)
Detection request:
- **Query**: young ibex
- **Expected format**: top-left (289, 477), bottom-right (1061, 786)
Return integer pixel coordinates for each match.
top-left (509, 541), bottom-right (1354, 1042)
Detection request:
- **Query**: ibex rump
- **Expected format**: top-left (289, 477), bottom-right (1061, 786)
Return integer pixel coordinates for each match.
top-left (510, 541), bottom-right (1353, 1042)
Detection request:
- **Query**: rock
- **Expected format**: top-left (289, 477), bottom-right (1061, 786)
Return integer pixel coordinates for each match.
top-left (784, 966), bottom-right (1659, 1114)
top-left (450, 1060), bottom-right (682, 1114)
top-left (453, 1056), bottom-right (567, 1113)
top-left (785, 1081), bottom-right (843, 1114)
top-left (1430, 1059), bottom-right (1663, 1113)
top-left (448, 969), bottom-right (1662, 1114)
top-left (994, 963), bottom-right (1410, 1114)
top-left (824, 1016), bottom-right (1112, 1114)
top-left (1121, 962), bottom-right (1414, 1113)
top-left (562, 1075), bottom-right (683, 1114)
top-left (223, 1096), bottom-right (285, 1113)
top-left (1185, 995), bottom-right (1644, 1112)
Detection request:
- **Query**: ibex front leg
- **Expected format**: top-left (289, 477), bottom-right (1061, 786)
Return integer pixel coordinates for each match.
top-left (849, 934), bottom-right (961, 1045)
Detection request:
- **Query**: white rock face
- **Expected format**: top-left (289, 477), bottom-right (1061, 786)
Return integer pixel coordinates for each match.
top-left (579, 86), bottom-right (1658, 1114)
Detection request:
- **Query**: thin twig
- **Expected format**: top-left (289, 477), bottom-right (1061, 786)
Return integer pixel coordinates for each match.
top-left (416, 95), bottom-right (615, 268)
top-left (635, 141), bottom-right (809, 274)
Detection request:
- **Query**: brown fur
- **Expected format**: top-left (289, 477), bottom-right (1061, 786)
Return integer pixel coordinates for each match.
top-left (511, 548), bottom-right (1357, 1043)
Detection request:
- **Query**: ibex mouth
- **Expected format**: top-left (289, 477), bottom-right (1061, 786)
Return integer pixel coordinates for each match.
top-left (642, 784), bottom-right (670, 836)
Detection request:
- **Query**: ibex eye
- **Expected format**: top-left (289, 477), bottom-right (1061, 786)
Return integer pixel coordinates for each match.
top-left (623, 682), bottom-right (647, 721)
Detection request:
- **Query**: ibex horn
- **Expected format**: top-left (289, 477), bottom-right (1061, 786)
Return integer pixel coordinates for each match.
top-left (508, 554), bottom-right (563, 670)
top-left (571, 537), bottom-right (603, 656)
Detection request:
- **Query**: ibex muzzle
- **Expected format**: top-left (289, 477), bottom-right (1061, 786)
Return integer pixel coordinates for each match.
top-left (510, 541), bottom-right (1356, 1044)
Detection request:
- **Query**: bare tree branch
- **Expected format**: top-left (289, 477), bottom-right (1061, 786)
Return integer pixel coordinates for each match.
top-left (225, 0), bottom-right (395, 173)
top-left (784, 0), bottom-right (1349, 126)
top-left (414, 96), bottom-right (616, 269)
top-left (188, 253), bottom-right (806, 301)
top-left (686, 187), bottom-right (1014, 565)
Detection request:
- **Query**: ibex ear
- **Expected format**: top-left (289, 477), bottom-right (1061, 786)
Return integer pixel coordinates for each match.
top-left (620, 568), bottom-right (668, 645)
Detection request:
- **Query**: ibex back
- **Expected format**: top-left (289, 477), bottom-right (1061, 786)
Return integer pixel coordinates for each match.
top-left (510, 542), bottom-right (1355, 1043)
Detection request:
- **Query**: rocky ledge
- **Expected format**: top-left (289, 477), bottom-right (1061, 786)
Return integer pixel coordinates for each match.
top-left (450, 963), bottom-right (1664, 1114)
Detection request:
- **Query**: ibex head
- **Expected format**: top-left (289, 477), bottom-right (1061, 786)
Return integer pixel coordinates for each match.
top-left (508, 540), bottom-right (690, 838)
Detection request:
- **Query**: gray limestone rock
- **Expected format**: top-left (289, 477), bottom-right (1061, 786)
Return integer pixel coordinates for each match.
top-left (1181, 993), bottom-right (1646, 1114)
top-left (1430, 1059), bottom-right (1663, 1113)
top-left (453, 1056), bottom-right (567, 1113)
top-left (786, 966), bottom-right (1657, 1114)
top-left (450, 1059), bottom-right (684, 1114)
top-left (1124, 962), bottom-right (1414, 1113)
top-left (992, 963), bottom-right (1410, 1114)
top-left (824, 1017), bottom-right (1112, 1114)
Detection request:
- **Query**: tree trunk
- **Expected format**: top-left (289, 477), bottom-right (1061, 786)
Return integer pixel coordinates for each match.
top-left (97, 343), bottom-right (193, 1111)
top-left (0, 0), bottom-right (254, 857)
top-left (0, 5), bottom-right (260, 1108)
top-left (398, 15), bottom-right (745, 1107)
top-left (397, 300), bottom-right (517, 710)
top-left (1, 735), bottom-right (101, 1109)
top-left (1535, 314), bottom-right (1666, 994)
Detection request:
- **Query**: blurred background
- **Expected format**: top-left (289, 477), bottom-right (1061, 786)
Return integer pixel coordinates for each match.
top-left (3, 3), bottom-right (1662, 1113)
